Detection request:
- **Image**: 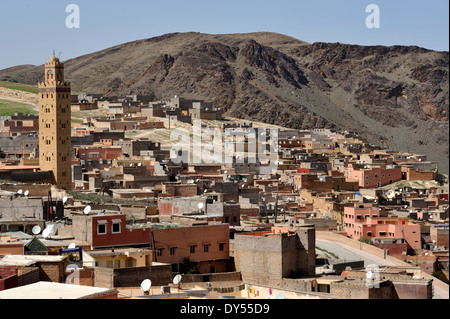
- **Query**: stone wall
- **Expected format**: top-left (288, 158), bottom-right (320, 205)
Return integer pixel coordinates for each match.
top-left (95, 264), bottom-right (172, 288)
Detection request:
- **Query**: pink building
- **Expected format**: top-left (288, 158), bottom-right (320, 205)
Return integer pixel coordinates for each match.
top-left (347, 164), bottom-right (402, 188)
top-left (344, 203), bottom-right (421, 251)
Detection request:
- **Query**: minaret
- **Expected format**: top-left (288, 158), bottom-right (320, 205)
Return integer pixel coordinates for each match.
top-left (38, 56), bottom-right (72, 190)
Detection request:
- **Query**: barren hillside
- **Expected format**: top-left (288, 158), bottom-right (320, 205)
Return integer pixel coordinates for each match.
top-left (1, 32), bottom-right (448, 172)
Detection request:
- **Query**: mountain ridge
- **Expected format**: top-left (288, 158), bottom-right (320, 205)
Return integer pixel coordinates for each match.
top-left (1, 32), bottom-right (448, 172)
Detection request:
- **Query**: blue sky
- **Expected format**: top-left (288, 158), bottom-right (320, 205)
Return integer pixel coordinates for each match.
top-left (0, 0), bottom-right (448, 70)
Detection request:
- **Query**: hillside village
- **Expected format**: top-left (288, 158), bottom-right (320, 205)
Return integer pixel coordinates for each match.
top-left (0, 57), bottom-right (448, 300)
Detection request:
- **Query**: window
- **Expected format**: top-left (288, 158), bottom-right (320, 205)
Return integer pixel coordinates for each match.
top-left (157, 248), bottom-right (163, 257)
top-left (98, 224), bottom-right (106, 235)
top-left (379, 232), bottom-right (386, 236)
top-left (219, 243), bottom-right (225, 251)
top-left (170, 247), bottom-right (176, 255)
top-left (204, 244), bottom-right (209, 253)
top-left (190, 245), bottom-right (196, 254)
top-left (112, 222), bottom-right (121, 234)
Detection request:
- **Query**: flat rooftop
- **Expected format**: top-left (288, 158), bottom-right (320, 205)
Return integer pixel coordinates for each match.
top-left (0, 281), bottom-right (117, 299)
top-left (0, 254), bottom-right (66, 267)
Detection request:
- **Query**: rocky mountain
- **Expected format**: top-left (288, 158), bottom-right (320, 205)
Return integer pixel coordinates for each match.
top-left (1, 32), bottom-right (448, 172)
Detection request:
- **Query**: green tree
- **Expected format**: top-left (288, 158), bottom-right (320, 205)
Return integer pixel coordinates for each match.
top-left (358, 236), bottom-right (372, 245)
top-left (179, 257), bottom-right (199, 275)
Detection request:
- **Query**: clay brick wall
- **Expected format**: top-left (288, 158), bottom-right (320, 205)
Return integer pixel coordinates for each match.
top-left (18, 267), bottom-right (40, 286)
top-left (234, 230), bottom-right (315, 288)
top-left (407, 169), bottom-right (436, 181)
top-left (182, 271), bottom-right (242, 283)
top-left (38, 262), bottom-right (66, 283)
top-left (65, 267), bottom-right (95, 286)
top-left (95, 264), bottom-right (172, 288)
top-left (330, 279), bottom-right (394, 299)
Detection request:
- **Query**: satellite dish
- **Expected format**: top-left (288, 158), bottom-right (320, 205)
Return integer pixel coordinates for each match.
top-left (17, 189), bottom-right (23, 195)
top-left (83, 206), bottom-right (92, 215)
top-left (198, 203), bottom-right (204, 210)
top-left (68, 243), bottom-right (76, 249)
top-left (140, 279), bottom-right (152, 292)
top-left (24, 190), bottom-right (29, 196)
top-left (173, 274), bottom-right (182, 285)
top-left (138, 163), bottom-right (142, 167)
top-left (269, 294), bottom-right (275, 299)
top-left (62, 196), bottom-right (68, 204)
top-left (32, 225), bottom-right (41, 235)
top-left (276, 293), bottom-right (285, 299)
top-left (366, 271), bottom-right (374, 279)
top-left (42, 228), bottom-right (51, 239)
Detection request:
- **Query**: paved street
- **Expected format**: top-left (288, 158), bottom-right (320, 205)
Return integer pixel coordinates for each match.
top-left (316, 238), bottom-right (397, 267)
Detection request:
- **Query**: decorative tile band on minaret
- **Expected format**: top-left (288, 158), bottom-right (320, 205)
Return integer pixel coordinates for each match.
top-left (38, 56), bottom-right (72, 190)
